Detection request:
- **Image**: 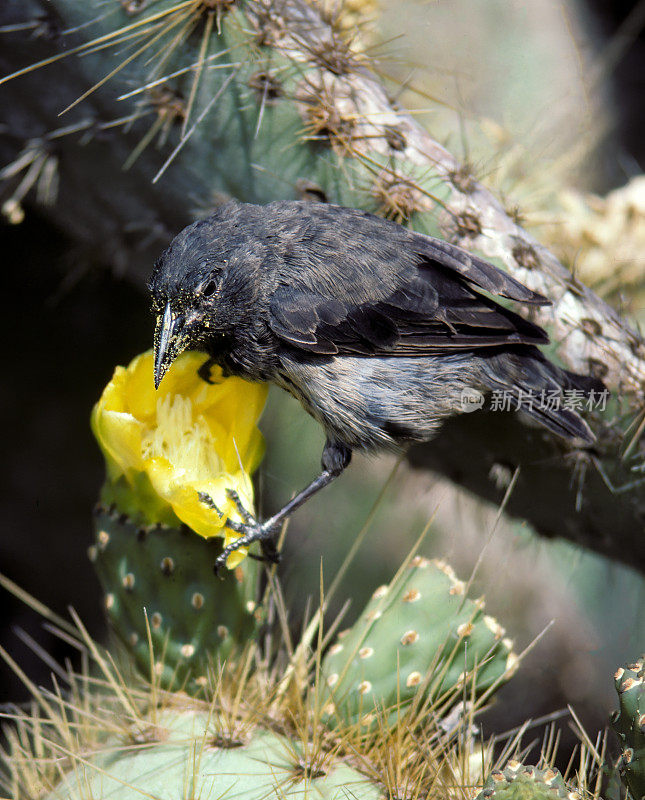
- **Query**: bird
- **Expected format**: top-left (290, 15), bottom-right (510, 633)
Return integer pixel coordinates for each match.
top-left (148, 199), bottom-right (604, 570)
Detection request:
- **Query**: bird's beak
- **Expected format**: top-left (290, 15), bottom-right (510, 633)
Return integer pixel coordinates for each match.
top-left (154, 302), bottom-right (188, 389)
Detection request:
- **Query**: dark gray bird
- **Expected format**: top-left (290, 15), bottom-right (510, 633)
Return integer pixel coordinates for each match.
top-left (149, 200), bottom-right (603, 569)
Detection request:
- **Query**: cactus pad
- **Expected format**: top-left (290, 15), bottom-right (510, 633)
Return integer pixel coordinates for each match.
top-left (612, 655), bottom-right (645, 800)
top-left (44, 709), bottom-right (383, 800)
top-left (320, 556), bottom-right (518, 728)
top-left (474, 762), bottom-right (581, 800)
top-left (90, 506), bottom-right (260, 690)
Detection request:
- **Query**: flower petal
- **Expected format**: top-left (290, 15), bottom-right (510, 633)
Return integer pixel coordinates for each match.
top-left (91, 348), bottom-right (268, 568)
top-left (93, 409), bottom-right (144, 478)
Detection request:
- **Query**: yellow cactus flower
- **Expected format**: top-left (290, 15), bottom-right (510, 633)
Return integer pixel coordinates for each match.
top-left (91, 350), bottom-right (267, 567)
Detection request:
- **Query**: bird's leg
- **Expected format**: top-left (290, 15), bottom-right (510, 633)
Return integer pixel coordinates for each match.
top-left (203, 441), bottom-right (352, 574)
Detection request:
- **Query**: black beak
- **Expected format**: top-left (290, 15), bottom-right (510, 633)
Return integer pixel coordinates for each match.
top-left (154, 302), bottom-right (186, 389)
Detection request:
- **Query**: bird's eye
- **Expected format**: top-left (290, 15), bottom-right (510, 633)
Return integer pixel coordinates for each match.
top-left (201, 279), bottom-right (218, 297)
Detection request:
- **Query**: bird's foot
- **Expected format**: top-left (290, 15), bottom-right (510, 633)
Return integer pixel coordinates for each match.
top-left (197, 356), bottom-right (219, 385)
top-left (198, 488), bottom-right (281, 576)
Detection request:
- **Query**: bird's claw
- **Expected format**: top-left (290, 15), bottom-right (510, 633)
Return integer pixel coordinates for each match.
top-left (197, 357), bottom-right (219, 385)
top-left (248, 538), bottom-right (282, 565)
top-left (198, 489), bottom-right (281, 576)
top-left (225, 488), bottom-right (255, 524)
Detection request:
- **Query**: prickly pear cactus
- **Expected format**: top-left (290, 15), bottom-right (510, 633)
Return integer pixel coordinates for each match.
top-left (612, 655), bottom-right (645, 800)
top-left (90, 506), bottom-right (260, 690)
top-left (320, 556), bottom-right (518, 728)
top-left (86, 349), bottom-right (268, 689)
top-left (43, 708), bottom-right (382, 800)
top-left (2, 0), bottom-right (644, 569)
top-left (474, 762), bottom-right (580, 800)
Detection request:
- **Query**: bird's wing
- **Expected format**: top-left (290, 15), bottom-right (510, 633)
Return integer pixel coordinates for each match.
top-left (410, 235), bottom-right (548, 305)
top-left (269, 251), bottom-right (550, 357)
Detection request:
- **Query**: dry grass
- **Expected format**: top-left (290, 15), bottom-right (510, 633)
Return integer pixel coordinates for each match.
top-left (0, 550), bottom-right (609, 800)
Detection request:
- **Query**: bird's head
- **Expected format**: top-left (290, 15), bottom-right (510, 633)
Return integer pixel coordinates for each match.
top-left (148, 218), bottom-right (230, 389)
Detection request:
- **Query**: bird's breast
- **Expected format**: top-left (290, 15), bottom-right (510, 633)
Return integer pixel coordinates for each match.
top-left (276, 352), bottom-right (485, 452)
top-left (204, 322), bottom-right (279, 384)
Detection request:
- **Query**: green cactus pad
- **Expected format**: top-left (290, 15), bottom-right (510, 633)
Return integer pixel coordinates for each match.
top-left (474, 762), bottom-right (581, 800)
top-left (320, 557), bottom-right (518, 728)
top-left (612, 655), bottom-right (645, 800)
top-left (90, 506), bottom-right (261, 690)
top-left (44, 709), bottom-right (383, 800)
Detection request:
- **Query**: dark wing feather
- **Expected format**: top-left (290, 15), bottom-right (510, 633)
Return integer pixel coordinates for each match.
top-left (269, 230), bottom-right (550, 357)
top-left (270, 273), bottom-right (548, 358)
top-left (412, 237), bottom-right (549, 305)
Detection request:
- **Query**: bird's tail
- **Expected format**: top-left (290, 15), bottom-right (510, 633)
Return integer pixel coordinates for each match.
top-left (481, 347), bottom-right (606, 445)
